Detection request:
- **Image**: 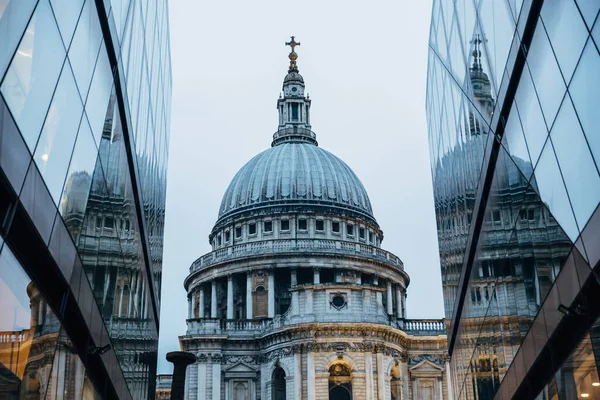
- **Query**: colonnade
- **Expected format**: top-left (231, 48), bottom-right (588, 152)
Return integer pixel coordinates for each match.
top-left (187, 268), bottom-right (407, 321)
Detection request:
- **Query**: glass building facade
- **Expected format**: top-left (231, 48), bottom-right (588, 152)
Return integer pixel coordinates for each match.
top-left (0, 0), bottom-right (171, 399)
top-left (426, 0), bottom-right (600, 399)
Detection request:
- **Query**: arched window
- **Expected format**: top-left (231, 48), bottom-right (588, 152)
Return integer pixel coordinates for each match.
top-left (272, 367), bottom-right (286, 400)
top-left (390, 363), bottom-right (401, 400)
top-left (328, 363), bottom-right (352, 400)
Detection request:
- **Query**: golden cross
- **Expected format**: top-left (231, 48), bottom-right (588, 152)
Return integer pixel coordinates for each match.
top-left (285, 36), bottom-right (301, 53)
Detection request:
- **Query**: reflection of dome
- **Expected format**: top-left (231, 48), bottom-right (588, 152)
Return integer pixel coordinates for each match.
top-left (218, 142), bottom-right (374, 222)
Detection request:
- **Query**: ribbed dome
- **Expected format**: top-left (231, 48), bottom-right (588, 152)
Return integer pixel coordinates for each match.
top-left (218, 143), bottom-right (374, 221)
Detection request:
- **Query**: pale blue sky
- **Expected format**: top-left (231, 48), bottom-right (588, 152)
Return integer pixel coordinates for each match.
top-left (158, 0), bottom-right (438, 373)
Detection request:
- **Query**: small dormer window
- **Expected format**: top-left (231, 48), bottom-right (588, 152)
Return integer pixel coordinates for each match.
top-left (235, 226), bottom-right (242, 238)
top-left (359, 227), bottom-right (365, 240)
top-left (248, 223), bottom-right (257, 235)
top-left (316, 220), bottom-right (324, 231)
top-left (225, 230), bottom-right (230, 242)
top-left (346, 224), bottom-right (354, 236)
top-left (332, 221), bottom-right (340, 233)
top-left (264, 221), bottom-right (273, 232)
top-left (298, 219), bottom-right (307, 230)
top-left (281, 220), bottom-right (290, 231)
top-left (217, 235), bottom-right (222, 246)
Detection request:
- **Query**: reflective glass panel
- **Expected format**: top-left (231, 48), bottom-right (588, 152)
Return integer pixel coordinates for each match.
top-left (575, 0), bottom-right (600, 29)
top-left (0, 244), bottom-right (62, 398)
top-left (50, 0), bottom-right (85, 48)
top-left (68, 0), bottom-right (103, 100)
top-left (0, 0), bottom-right (37, 77)
top-left (527, 21), bottom-right (566, 129)
top-left (533, 140), bottom-right (579, 241)
top-left (60, 115), bottom-right (98, 243)
top-left (541, 0), bottom-right (589, 83)
top-left (85, 42), bottom-right (113, 145)
top-left (569, 39), bottom-right (600, 168)
top-left (0, 0), bottom-right (66, 151)
top-left (550, 95), bottom-right (600, 231)
top-left (514, 66), bottom-right (548, 165)
top-left (33, 62), bottom-right (84, 204)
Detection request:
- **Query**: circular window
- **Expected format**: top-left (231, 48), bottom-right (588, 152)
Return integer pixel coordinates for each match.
top-left (331, 295), bottom-right (346, 309)
top-left (292, 87), bottom-right (298, 92)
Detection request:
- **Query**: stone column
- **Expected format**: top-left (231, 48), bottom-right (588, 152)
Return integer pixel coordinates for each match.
top-left (396, 286), bottom-right (403, 319)
top-left (199, 288), bottom-right (205, 318)
top-left (374, 276), bottom-right (383, 306)
top-left (305, 289), bottom-right (313, 314)
top-left (295, 348), bottom-right (303, 400)
top-left (386, 281), bottom-right (393, 315)
top-left (187, 294), bottom-right (192, 319)
top-left (403, 292), bottom-right (408, 318)
top-left (356, 274), bottom-right (362, 284)
top-left (437, 376), bottom-right (443, 400)
top-left (365, 352), bottom-right (375, 400)
top-left (212, 356), bottom-right (221, 400)
top-left (307, 349), bottom-right (316, 400)
top-left (198, 363), bottom-right (206, 400)
top-left (291, 268), bottom-right (298, 286)
top-left (227, 275), bottom-right (234, 319)
top-left (313, 268), bottom-right (320, 284)
top-left (211, 280), bottom-right (217, 318)
top-left (376, 353), bottom-right (385, 400)
top-left (246, 272), bottom-right (253, 319)
top-left (445, 360), bottom-right (454, 400)
top-left (268, 270), bottom-right (275, 318)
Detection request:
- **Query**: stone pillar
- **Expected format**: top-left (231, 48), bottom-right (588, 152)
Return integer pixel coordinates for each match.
top-left (386, 281), bottom-right (393, 315)
top-left (365, 352), bottom-right (374, 400)
top-left (356, 274), bottom-right (362, 284)
top-left (227, 275), bottom-right (234, 319)
top-left (376, 353), bottom-right (385, 400)
top-left (445, 360), bottom-right (454, 400)
top-left (187, 295), bottom-right (192, 319)
top-left (305, 289), bottom-right (313, 314)
top-left (396, 286), bottom-right (403, 318)
top-left (198, 363), bottom-right (206, 400)
top-left (295, 349), bottom-right (303, 400)
top-left (403, 292), bottom-right (408, 318)
top-left (246, 272), bottom-right (253, 319)
top-left (211, 280), bottom-right (217, 318)
top-left (212, 357), bottom-right (221, 400)
top-left (291, 268), bottom-right (298, 286)
top-left (313, 268), bottom-right (320, 284)
top-left (199, 289), bottom-right (205, 318)
top-left (166, 351), bottom-right (196, 400)
top-left (307, 350), bottom-right (316, 400)
top-left (268, 271), bottom-right (275, 318)
top-left (374, 276), bottom-right (383, 306)
top-left (437, 376), bottom-right (443, 400)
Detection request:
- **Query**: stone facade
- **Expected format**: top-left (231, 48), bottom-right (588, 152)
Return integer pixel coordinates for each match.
top-left (178, 39), bottom-right (449, 400)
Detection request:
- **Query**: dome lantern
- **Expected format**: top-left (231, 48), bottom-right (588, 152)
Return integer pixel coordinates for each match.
top-left (273, 36), bottom-right (316, 146)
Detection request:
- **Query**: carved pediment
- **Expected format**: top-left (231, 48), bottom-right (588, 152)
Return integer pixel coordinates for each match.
top-left (409, 359), bottom-right (444, 372)
top-left (223, 362), bottom-right (257, 373)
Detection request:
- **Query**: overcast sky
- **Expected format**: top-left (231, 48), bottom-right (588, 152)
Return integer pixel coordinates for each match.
top-left (158, 0), bottom-right (438, 373)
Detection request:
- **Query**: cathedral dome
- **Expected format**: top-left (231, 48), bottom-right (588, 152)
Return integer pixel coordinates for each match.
top-left (217, 142), bottom-right (374, 221)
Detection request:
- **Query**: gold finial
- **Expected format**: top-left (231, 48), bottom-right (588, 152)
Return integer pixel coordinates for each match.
top-left (285, 36), bottom-right (301, 72)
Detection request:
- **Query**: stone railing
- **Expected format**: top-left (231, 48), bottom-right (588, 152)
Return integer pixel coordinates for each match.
top-left (402, 319), bottom-right (446, 335)
top-left (0, 330), bottom-right (29, 344)
top-left (190, 239), bottom-right (403, 272)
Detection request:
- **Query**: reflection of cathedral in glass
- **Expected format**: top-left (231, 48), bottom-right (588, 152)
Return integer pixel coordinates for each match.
top-left (0, 0), bottom-right (171, 398)
top-left (179, 39), bottom-right (449, 400)
top-left (427, 1), bottom-right (600, 399)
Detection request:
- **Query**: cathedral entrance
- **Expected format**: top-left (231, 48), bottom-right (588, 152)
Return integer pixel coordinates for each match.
top-left (328, 363), bottom-right (352, 400)
top-left (271, 367), bottom-right (286, 400)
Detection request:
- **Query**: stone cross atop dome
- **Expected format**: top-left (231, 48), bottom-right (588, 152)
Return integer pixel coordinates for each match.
top-left (285, 36), bottom-right (301, 72)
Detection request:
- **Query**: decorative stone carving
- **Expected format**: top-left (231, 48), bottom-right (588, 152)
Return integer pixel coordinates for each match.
top-left (408, 354), bottom-right (445, 367)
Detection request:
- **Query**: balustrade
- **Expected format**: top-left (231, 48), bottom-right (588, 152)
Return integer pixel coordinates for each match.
top-left (190, 239), bottom-right (404, 272)
top-left (403, 319), bottom-right (446, 335)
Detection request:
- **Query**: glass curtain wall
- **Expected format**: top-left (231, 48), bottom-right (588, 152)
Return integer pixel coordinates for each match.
top-left (0, 0), bottom-right (171, 398)
top-left (427, 0), bottom-right (600, 399)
